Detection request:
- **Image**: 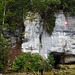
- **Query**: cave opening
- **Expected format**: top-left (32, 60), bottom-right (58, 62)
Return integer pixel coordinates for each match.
top-left (50, 52), bottom-right (62, 66)
top-left (50, 52), bottom-right (75, 67)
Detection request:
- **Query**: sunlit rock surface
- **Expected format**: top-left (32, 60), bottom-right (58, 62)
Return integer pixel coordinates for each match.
top-left (22, 12), bottom-right (41, 54)
top-left (22, 11), bottom-right (75, 59)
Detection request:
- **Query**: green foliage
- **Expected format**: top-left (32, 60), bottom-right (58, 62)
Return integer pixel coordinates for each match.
top-left (45, 0), bottom-right (61, 6)
top-left (1, 0), bottom-right (75, 36)
top-left (27, 53), bottom-right (44, 71)
top-left (0, 0), bottom-right (75, 72)
top-left (12, 55), bottom-right (26, 71)
top-left (43, 60), bottom-right (53, 71)
top-left (60, 0), bottom-right (75, 16)
top-left (44, 12), bottom-right (56, 35)
top-left (0, 0), bottom-right (75, 35)
top-left (31, 0), bottom-right (58, 35)
top-left (12, 53), bottom-right (55, 72)
top-left (32, 0), bottom-right (46, 13)
top-left (12, 52), bottom-right (49, 72)
top-left (47, 55), bottom-right (55, 66)
top-left (0, 0), bottom-right (3, 24)
top-left (4, 0), bottom-right (31, 33)
top-left (0, 35), bottom-right (9, 71)
top-left (0, 60), bottom-right (4, 69)
top-left (0, 0), bottom-right (9, 72)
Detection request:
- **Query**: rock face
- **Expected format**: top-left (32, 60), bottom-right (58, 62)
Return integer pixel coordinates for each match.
top-left (65, 55), bottom-right (75, 63)
top-left (22, 11), bottom-right (75, 59)
top-left (22, 12), bottom-right (41, 53)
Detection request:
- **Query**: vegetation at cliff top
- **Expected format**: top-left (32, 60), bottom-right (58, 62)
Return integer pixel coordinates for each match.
top-left (0, 0), bottom-right (75, 35)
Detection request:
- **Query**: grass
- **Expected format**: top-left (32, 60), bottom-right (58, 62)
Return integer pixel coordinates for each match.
top-left (1, 64), bottom-right (75, 75)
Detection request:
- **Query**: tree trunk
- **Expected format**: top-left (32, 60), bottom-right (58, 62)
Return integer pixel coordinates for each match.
top-left (2, 0), bottom-right (6, 25)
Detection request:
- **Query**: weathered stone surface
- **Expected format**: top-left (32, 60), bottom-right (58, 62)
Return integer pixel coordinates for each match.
top-left (22, 11), bottom-right (75, 60)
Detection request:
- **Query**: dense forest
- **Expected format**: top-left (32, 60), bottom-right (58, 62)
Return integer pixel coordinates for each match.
top-left (0, 0), bottom-right (75, 74)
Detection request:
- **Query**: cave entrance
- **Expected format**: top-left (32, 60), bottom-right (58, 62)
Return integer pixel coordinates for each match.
top-left (50, 52), bottom-right (75, 68)
top-left (50, 52), bottom-right (62, 66)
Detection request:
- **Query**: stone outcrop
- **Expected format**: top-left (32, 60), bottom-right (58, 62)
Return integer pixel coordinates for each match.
top-left (22, 11), bottom-right (75, 61)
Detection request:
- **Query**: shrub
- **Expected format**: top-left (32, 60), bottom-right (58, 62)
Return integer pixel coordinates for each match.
top-left (12, 52), bottom-right (44, 72)
top-left (47, 55), bottom-right (55, 66)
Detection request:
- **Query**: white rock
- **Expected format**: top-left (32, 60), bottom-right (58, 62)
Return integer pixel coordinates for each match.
top-left (22, 11), bottom-right (75, 59)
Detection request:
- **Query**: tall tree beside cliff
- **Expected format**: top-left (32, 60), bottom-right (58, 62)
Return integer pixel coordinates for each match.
top-left (4, 0), bottom-right (31, 33)
top-left (0, 35), bottom-right (9, 72)
top-left (0, 0), bottom-right (9, 72)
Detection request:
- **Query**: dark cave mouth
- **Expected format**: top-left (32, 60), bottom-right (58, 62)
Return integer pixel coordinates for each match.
top-left (50, 52), bottom-right (75, 66)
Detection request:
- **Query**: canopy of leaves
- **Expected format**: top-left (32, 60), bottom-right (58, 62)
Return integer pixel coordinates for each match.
top-left (4, 0), bottom-right (31, 33)
top-left (60, 0), bottom-right (75, 16)
top-left (1, 0), bottom-right (75, 35)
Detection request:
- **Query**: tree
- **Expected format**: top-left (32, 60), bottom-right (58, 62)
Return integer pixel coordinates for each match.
top-left (0, 35), bottom-right (9, 72)
top-left (5, 0), bottom-right (31, 32)
top-left (0, 0), bottom-right (9, 72)
top-left (60, 0), bottom-right (75, 16)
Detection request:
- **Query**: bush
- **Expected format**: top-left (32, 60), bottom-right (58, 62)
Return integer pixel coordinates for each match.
top-left (12, 52), bottom-right (55, 72)
top-left (47, 55), bottom-right (55, 66)
top-left (12, 55), bottom-right (26, 71)
top-left (12, 52), bottom-right (45, 72)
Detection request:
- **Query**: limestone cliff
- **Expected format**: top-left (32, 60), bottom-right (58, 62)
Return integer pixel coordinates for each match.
top-left (22, 11), bottom-right (75, 59)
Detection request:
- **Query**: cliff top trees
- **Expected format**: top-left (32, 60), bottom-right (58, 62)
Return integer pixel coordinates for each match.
top-left (2, 0), bottom-right (75, 35)
top-left (1, 0), bottom-right (75, 34)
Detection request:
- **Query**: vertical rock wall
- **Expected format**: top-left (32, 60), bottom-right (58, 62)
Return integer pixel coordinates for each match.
top-left (22, 11), bottom-right (75, 59)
